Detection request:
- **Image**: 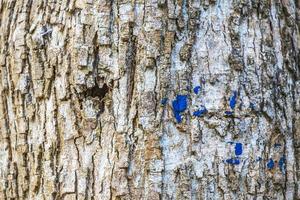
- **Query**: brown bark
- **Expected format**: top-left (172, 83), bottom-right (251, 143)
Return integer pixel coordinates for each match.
top-left (0, 0), bottom-right (299, 199)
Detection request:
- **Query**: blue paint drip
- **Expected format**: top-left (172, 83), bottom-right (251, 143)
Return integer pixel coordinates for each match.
top-left (267, 159), bottom-right (275, 169)
top-left (224, 111), bottom-right (234, 116)
top-left (226, 158), bottom-right (240, 165)
top-left (279, 156), bottom-right (286, 173)
top-left (235, 143), bottom-right (243, 156)
top-left (172, 95), bottom-right (188, 123)
top-left (174, 112), bottom-right (182, 123)
top-left (193, 86), bottom-right (201, 94)
top-left (229, 91), bottom-right (237, 110)
top-left (193, 106), bottom-right (207, 117)
top-left (161, 98), bottom-right (168, 106)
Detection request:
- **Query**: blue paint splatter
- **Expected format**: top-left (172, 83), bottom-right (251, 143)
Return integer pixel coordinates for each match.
top-left (229, 91), bottom-right (237, 110)
top-left (279, 156), bottom-right (286, 173)
top-left (267, 159), bottom-right (275, 169)
top-left (161, 98), bottom-right (168, 106)
top-left (193, 106), bottom-right (207, 117)
top-left (224, 111), bottom-right (234, 116)
top-left (235, 143), bottom-right (243, 156)
top-left (193, 86), bottom-right (201, 94)
top-left (226, 158), bottom-right (240, 165)
top-left (172, 95), bottom-right (188, 123)
top-left (172, 95), bottom-right (188, 112)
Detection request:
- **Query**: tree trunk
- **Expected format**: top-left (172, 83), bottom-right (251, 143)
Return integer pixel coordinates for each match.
top-left (0, 0), bottom-right (299, 199)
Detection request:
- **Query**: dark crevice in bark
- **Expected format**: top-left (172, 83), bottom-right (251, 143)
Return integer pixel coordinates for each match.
top-left (125, 23), bottom-right (137, 110)
top-left (84, 83), bottom-right (109, 114)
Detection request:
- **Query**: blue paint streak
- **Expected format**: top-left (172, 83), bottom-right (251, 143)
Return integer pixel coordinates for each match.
top-left (224, 111), bottom-right (234, 116)
top-left (174, 112), bottom-right (182, 123)
top-left (161, 98), bottom-right (168, 106)
top-left (279, 156), bottom-right (286, 173)
top-left (193, 106), bottom-right (207, 117)
top-left (226, 158), bottom-right (240, 165)
top-left (172, 95), bottom-right (188, 123)
top-left (235, 143), bottom-right (243, 156)
top-left (193, 86), bottom-right (201, 94)
top-left (267, 159), bottom-right (275, 169)
top-left (229, 91), bottom-right (237, 110)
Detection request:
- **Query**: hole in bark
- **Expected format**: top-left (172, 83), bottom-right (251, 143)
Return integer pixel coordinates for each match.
top-left (86, 84), bottom-right (108, 99)
top-left (85, 83), bottom-right (109, 113)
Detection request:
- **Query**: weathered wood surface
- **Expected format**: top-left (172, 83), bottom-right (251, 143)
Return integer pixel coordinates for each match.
top-left (0, 0), bottom-right (299, 199)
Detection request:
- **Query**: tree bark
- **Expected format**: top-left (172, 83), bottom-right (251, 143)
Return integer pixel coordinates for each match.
top-left (0, 0), bottom-right (299, 199)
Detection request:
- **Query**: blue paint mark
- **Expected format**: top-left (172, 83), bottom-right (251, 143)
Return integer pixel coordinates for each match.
top-left (193, 106), bottom-right (207, 117)
top-left (161, 98), bottom-right (168, 106)
top-left (226, 158), bottom-right (240, 165)
top-left (235, 143), bottom-right (243, 156)
top-left (174, 112), bottom-right (182, 123)
top-left (224, 111), bottom-right (234, 116)
top-left (227, 141), bottom-right (235, 145)
top-left (172, 95), bottom-right (188, 123)
top-left (172, 95), bottom-right (188, 112)
top-left (267, 159), bottom-right (275, 169)
top-left (193, 86), bottom-right (201, 94)
top-left (229, 91), bottom-right (237, 110)
top-left (279, 156), bottom-right (286, 173)
top-left (274, 143), bottom-right (281, 148)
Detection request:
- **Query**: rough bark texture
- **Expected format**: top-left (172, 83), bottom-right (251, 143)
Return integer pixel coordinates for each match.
top-left (0, 0), bottom-right (299, 199)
